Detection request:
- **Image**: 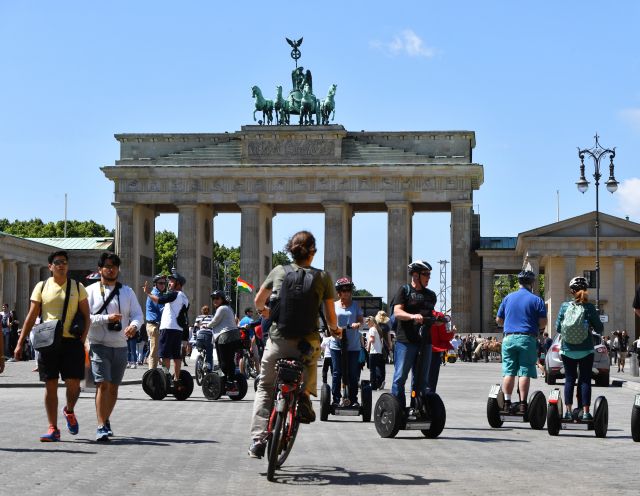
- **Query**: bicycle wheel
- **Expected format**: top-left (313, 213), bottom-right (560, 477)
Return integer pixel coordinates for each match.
top-left (195, 356), bottom-right (204, 386)
top-left (266, 411), bottom-right (284, 482)
top-left (276, 408), bottom-right (299, 468)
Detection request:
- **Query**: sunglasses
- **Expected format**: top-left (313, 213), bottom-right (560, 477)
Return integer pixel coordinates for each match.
top-left (52, 259), bottom-right (68, 266)
top-left (420, 272), bottom-right (431, 277)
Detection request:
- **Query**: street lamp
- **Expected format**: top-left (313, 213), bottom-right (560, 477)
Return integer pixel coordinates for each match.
top-left (576, 134), bottom-right (619, 313)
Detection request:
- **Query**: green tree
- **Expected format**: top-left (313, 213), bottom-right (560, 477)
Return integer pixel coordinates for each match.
top-left (353, 288), bottom-right (373, 297)
top-left (0, 218), bottom-right (112, 237)
top-left (272, 250), bottom-right (291, 268)
top-left (493, 274), bottom-right (545, 317)
top-left (154, 230), bottom-right (177, 275)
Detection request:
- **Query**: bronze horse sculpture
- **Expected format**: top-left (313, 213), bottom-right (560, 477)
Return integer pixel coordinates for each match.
top-left (251, 85), bottom-right (274, 125)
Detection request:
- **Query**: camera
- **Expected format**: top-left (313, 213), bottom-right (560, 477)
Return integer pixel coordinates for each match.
top-left (108, 321), bottom-right (122, 332)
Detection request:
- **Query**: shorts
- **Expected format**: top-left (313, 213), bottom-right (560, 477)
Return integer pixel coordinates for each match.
top-left (159, 329), bottom-right (182, 359)
top-left (38, 338), bottom-right (85, 382)
top-left (502, 334), bottom-right (537, 378)
top-left (90, 344), bottom-right (128, 385)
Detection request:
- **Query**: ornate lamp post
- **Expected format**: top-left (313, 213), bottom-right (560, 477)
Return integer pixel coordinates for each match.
top-left (576, 134), bottom-right (619, 312)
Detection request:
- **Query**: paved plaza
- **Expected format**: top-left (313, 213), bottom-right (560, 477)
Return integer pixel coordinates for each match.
top-left (2, 358), bottom-right (640, 495)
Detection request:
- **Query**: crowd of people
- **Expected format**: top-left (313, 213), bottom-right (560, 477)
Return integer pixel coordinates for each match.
top-left (2, 230), bottom-right (640, 460)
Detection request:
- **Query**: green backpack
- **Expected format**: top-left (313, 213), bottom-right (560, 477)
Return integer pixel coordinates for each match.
top-left (562, 302), bottom-right (588, 344)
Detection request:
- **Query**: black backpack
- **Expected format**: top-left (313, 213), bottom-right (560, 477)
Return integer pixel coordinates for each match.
top-left (272, 265), bottom-right (321, 338)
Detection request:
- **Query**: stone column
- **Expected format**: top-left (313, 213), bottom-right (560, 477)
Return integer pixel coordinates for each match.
top-left (527, 256), bottom-right (540, 295)
top-left (133, 205), bottom-right (157, 302)
top-left (564, 256), bottom-right (576, 294)
top-left (324, 202), bottom-right (353, 283)
top-left (451, 201), bottom-right (472, 333)
top-left (16, 262), bottom-right (30, 322)
top-left (612, 258), bottom-right (626, 332)
top-left (114, 203), bottom-right (135, 288)
top-left (29, 264), bottom-right (41, 298)
top-left (177, 204), bottom-right (197, 313)
top-left (482, 268), bottom-right (495, 333)
top-left (239, 203), bottom-right (273, 313)
top-left (2, 259), bottom-right (17, 309)
top-left (192, 205), bottom-right (215, 314)
top-left (386, 201), bottom-right (412, 306)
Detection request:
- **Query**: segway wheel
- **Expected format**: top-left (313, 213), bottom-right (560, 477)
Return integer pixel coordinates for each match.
top-left (374, 393), bottom-right (403, 438)
top-left (230, 373), bottom-right (248, 401)
top-left (201, 373), bottom-right (223, 400)
top-left (631, 397), bottom-right (640, 442)
top-left (421, 392), bottom-right (446, 438)
top-left (173, 370), bottom-right (194, 401)
top-left (547, 402), bottom-right (561, 436)
top-left (527, 390), bottom-right (547, 430)
top-left (143, 368), bottom-right (168, 400)
top-left (487, 397), bottom-right (503, 428)
top-left (361, 380), bottom-right (372, 423)
top-left (593, 396), bottom-right (608, 438)
top-left (195, 356), bottom-right (205, 386)
top-left (320, 383), bottom-right (331, 421)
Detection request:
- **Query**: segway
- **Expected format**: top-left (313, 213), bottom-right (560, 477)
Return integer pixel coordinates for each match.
top-left (486, 384), bottom-right (546, 429)
top-left (546, 388), bottom-right (608, 437)
top-left (201, 333), bottom-right (249, 401)
top-left (319, 325), bottom-right (372, 422)
top-left (142, 368), bottom-right (194, 401)
top-left (631, 394), bottom-right (640, 442)
top-left (373, 314), bottom-right (447, 438)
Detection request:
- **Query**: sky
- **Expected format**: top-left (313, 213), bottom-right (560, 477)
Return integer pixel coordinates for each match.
top-left (2, 1), bottom-right (640, 306)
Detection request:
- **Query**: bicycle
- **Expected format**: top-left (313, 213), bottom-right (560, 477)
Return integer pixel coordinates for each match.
top-left (237, 329), bottom-right (260, 379)
top-left (265, 358), bottom-right (304, 482)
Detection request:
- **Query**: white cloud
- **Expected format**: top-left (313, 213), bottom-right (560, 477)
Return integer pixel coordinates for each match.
top-left (620, 108), bottom-right (640, 133)
top-left (370, 29), bottom-right (435, 58)
top-left (616, 177), bottom-right (640, 219)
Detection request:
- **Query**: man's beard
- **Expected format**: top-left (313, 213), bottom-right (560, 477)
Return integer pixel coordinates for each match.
top-left (102, 275), bottom-right (118, 284)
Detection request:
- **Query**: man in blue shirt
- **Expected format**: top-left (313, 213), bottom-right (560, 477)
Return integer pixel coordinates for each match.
top-left (496, 270), bottom-right (547, 414)
top-left (145, 274), bottom-right (166, 369)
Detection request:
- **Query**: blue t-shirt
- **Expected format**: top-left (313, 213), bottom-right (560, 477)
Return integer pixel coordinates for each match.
top-left (497, 288), bottom-right (547, 335)
top-left (145, 287), bottom-right (163, 322)
top-left (238, 315), bottom-right (255, 338)
top-left (330, 300), bottom-right (363, 352)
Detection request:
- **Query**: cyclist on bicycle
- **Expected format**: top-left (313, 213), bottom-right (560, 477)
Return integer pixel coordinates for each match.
top-left (248, 230), bottom-right (339, 458)
top-left (391, 260), bottom-right (437, 409)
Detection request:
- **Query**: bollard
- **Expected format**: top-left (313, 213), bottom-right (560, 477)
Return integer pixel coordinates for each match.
top-left (630, 352), bottom-right (639, 377)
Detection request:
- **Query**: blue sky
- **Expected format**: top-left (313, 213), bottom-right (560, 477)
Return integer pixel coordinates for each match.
top-left (2, 1), bottom-right (640, 304)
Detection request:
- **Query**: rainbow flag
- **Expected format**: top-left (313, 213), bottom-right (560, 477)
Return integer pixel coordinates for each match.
top-left (237, 277), bottom-right (254, 293)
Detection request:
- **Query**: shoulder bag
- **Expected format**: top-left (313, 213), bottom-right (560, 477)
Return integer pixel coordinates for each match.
top-left (32, 279), bottom-right (72, 353)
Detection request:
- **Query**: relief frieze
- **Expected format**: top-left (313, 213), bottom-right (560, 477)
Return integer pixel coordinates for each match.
top-left (247, 139), bottom-right (335, 158)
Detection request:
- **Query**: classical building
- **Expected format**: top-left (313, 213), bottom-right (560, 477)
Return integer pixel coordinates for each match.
top-left (0, 234), bottom-right (113, 320)
top-left (102, 125), bottom-right (484, 329)
top-left (476, 212), bottom-right (640, 338)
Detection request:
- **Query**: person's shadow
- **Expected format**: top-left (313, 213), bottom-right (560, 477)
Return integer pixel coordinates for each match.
top-left (265, 465), bottom-right (449, 486)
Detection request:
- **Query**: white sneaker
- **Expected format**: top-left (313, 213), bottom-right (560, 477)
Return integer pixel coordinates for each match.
top-left (126, 363), bottom-right (131, 369)
top-left (132, 363), bottom-right (137, 369)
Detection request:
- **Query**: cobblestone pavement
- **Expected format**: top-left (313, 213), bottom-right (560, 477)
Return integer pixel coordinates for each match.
top-left (2, 359), bottom-right (640, 495)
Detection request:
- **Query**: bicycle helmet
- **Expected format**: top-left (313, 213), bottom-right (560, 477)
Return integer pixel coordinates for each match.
top-left (569, 276), bottom-right (588, 291)
top-left (152, 273), bottom-right (167, 283)
top-left (335, 277), bottom-right (355, 292)
top-left (168, 273), bottom-right (186, 286)
top-left (210, 289), bottom-right (228, 303)
top-left (517, 270), bottom-right (536, 284)
top-left (408, 260), bottom-right (432, 274)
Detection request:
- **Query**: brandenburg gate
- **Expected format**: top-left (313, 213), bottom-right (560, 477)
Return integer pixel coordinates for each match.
top-left (102, 125), bottom-right (484, 331)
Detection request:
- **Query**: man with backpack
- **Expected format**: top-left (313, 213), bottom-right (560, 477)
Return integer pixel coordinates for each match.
top-left (390, 260), bottom-right (438, 409)
top-left (496, 270), bottom-right (547, 415)
top-left (248, 230), bottom-right (338, 459)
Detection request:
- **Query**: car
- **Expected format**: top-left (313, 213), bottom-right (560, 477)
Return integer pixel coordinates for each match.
top-left (544, 332), bottom-right (610, 387)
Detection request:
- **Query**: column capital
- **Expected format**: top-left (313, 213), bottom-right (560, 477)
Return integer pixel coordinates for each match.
top-left (450, 200), bottom-right (473, 209)
top-left (385, 200), bottom-right (412, 210)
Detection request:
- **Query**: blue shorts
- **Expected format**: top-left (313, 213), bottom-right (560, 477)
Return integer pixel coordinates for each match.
top-left (501, 334), bottom-right (538, 378)
top-left (90, 344), bottom-right (128, 385)
top-left (159, 329), bottom-right (182, 359)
